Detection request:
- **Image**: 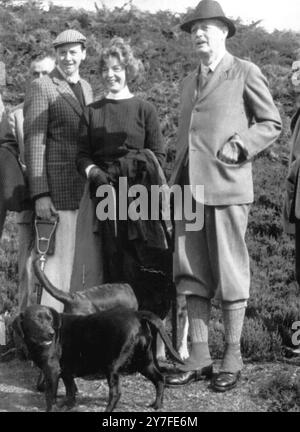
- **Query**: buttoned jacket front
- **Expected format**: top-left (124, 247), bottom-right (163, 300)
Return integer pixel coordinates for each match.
top-left (170, 52), bottom-right (282, 205)
top-left (24, 68), bottom-right (93, 210)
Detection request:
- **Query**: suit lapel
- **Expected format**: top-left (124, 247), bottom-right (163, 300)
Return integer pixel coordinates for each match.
top-left (52, 69), bottom-right (84, 117)
top-left (171, 53), bottom-right (234, 185)
top-left (169, 71), bottom-right (198, 185)
top-left (186, 69), bottom-right (200, 105)
top-left (196, 52), bottom-right (234, 103)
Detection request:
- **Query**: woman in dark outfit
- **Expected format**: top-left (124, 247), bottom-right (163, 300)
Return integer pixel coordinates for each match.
top-left (76, 37), bottom-right (169, 288)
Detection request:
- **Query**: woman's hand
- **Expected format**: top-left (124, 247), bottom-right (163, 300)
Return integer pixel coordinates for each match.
top-left (88, 166), bottom-right (108, 187)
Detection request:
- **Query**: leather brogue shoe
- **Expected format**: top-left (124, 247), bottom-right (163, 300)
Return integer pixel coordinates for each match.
top-left (211, 371), bottom-right (241, 392)
top-left (165, 364), bottom-right (213, 387)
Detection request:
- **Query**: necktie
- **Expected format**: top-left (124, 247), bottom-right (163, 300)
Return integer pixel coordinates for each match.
top-left (199, 65), bottom-right (211, 91)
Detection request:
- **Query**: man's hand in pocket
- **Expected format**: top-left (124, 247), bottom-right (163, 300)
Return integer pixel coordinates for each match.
top-left (218, 133), bottom-right (248, 164)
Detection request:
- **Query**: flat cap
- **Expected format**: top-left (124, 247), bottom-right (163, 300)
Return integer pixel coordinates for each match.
top-left (53, 29), bottom-right (86, 48)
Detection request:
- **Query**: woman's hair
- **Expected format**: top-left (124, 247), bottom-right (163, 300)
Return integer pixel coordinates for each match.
top-left (99, 37), bottom-right (144, 82)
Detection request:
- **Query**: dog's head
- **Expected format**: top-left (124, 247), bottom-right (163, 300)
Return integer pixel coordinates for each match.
top-left (12, 305), bottom-right (61, 349)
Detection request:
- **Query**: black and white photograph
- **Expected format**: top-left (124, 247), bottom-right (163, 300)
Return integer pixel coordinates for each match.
top-left (0, 0), bottom-right (300, 415)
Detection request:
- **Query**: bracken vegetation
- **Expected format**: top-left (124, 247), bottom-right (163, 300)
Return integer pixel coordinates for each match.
top-left (258, 370), bottom-right (300, 412)
top-left (0, 1), bottom-right (300, 409)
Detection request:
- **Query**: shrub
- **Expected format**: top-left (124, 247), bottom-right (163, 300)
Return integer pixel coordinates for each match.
top-left (258, 370), bottom-right (300, 412)
top-left (209, 316), bottom-right (225, 359)
top-left (241, 317), bottom-right (282, 361)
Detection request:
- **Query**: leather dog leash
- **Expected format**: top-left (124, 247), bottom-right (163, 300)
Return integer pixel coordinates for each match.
top-left (34, 215), bottom-right (59, 304)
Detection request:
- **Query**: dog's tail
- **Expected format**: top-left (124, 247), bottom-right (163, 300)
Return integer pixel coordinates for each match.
top-left (138, 310), bottom-right (184, 365)
top-left (33, 258), bottom-right (72, 306)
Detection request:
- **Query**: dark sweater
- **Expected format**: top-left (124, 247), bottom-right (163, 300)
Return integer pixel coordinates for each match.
top-left (76, 96), bottom-right (165, 174)
top-left (69, 82), bottom-right (85, 108)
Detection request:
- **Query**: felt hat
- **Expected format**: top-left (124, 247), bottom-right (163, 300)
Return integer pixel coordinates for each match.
top-left (180, 0), bottom-right (236, 38)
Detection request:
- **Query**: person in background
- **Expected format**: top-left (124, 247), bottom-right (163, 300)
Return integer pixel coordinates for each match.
top-left (24, 30), bottom-right (93, 312)
top-left (283, 57), bottom-right (300, 286)
top-left (165, 0), bottom-right (281, 392)
top-left (0, 93), bottom-right (5, 130)
top-left (0, 54), bottom-right (55, 311)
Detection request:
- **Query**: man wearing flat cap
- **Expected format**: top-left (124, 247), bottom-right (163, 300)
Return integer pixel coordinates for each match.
top-left (24, 29), bottom-right (93, 312)
top-left (166, 0), bottom-right (282, 391)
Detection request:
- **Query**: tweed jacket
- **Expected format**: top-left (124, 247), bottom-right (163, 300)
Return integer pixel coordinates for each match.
top-left (24, 68), bottom-right (93, 210)
top-left (170, 52), bottom-right (282, 205)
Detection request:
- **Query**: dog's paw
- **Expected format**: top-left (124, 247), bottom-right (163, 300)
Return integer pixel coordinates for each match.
top-left (51, 404), bottom-right (61, 412)
top-left (59, 405), bottom-right (75, 412)
top-left (57, 397), bottom-right (76, 410)
top-left (36, 372), bottom-right (46, 392)
top-left (149, 400), bottom-right (162, 410)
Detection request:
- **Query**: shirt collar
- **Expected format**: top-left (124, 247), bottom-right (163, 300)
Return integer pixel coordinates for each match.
top-left (106, 86), bottom-right (134, 100)
top-left (201, 49), bottom-right (226, 73)
top-left (56, 65), bottom-right (81, 84)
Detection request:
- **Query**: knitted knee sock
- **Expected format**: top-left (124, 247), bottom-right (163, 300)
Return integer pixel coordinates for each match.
top-left (179, 295), bottom-right (212, 371)
top-left (221, 303), bottom-right (246, 373)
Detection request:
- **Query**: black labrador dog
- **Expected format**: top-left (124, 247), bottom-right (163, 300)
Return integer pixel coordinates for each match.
top-left (13, 305), bottom-right (183, 412)
top-left (33, 258), bottom-right (171, 368)
top-left (33, 258), bottom-right (138, 391)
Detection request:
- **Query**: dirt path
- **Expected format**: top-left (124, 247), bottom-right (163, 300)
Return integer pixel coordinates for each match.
top-left (1, 358), bottom-right (297, 412)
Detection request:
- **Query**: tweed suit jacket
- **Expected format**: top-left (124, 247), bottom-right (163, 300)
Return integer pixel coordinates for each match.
top-left (170, 52), bottom-right (282, 205)
top-left (24, 68), bottom-right (93, 210)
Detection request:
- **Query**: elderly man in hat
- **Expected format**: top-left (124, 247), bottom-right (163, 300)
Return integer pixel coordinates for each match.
top-left (24, 30), bottom-right (93, 312)
top-left (166, 0), bottom-right (282, 392)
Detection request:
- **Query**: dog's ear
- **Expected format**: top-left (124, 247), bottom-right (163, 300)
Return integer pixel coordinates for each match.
top-left (49, 307), bottom-right (62, 331)
top-left (12, 313), bottom-right (25, 340)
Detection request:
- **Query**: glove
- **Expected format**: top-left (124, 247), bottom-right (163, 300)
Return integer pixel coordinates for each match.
top-left (88, 166), bottom-right (108, 187)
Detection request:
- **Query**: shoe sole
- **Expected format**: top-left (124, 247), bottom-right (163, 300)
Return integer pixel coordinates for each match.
top-left (212, 381), bottom-right (239, 392)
